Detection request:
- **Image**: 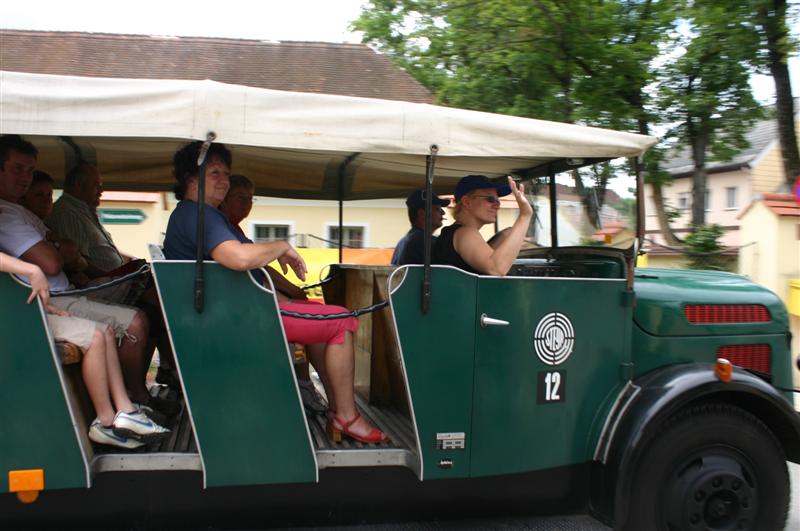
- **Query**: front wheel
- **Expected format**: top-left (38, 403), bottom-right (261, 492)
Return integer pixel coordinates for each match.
top-left (622, 403), bottom-right (789, 531)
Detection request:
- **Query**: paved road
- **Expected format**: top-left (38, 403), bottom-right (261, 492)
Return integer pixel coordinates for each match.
top-left (292, 462), bottom-right (800, 531)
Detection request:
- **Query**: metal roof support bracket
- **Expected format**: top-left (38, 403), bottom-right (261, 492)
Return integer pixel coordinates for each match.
top-left (548, 164), bottom-right (558, 249)
top-left (421, 144), bottom-right (439, 315)
top-left (194, 131), bottom-right (217, 314)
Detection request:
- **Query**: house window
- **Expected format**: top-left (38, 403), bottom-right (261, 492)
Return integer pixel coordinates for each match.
top-left (254, 224), bottom-right (290, 243)
top-left (705, 189), bottom-right (711, 212)
top-left (327, 225), bottom-right (365, 248)
top-left (678, 192), bottom-right (689, 210)
top-left (725, 187), bottom-right (738, 209)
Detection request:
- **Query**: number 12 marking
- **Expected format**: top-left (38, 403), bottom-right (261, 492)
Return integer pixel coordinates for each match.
top-left (537, 370), bottom-right (566, 403)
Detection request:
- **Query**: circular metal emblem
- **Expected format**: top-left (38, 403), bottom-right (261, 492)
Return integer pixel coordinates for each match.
top-left (533, 312), bottom-right (575, 366)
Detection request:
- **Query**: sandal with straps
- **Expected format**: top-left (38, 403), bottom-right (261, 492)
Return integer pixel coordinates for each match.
top-left (327, 413), bottom-right (389, 444)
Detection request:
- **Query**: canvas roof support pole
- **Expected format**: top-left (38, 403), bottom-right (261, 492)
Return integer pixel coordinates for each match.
top-left (629, 155), bottom-right (645, 291)
top-left (338, 164), bottom-right (344, 263)
top-left (634, 155), bottom-right (644, 250)
top-left (549, 164), bottom-right (558, 248)
top-left (421, 144), bottom-right (438, 315)
top-left (336, 153), bottom-right (360, 263)
top-left (194, 132), bottom-right (216, 314)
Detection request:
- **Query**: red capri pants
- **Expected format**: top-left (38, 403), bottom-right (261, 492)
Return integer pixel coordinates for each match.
top-left (279, 300), bottom-right (359, 346)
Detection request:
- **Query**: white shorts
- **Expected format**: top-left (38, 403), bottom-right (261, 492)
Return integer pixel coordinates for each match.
top-left (46, 313), bottom-right (101, 351)
top-left (50, 295), bottom-right (138, 344)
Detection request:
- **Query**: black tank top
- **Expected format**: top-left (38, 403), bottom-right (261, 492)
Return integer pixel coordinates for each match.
top-left (433, 223), bottom-right (481, 274)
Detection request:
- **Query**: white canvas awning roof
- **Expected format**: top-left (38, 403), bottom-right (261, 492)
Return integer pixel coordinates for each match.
top-left (0, 70), bottom-right (658, 200)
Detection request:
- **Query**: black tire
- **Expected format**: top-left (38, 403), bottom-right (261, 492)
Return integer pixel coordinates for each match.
top-left (622, 403), bottom-right (789, 531)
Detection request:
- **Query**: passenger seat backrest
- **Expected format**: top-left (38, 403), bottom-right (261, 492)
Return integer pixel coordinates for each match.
top-left (148, 243), bottom-right (165, 261)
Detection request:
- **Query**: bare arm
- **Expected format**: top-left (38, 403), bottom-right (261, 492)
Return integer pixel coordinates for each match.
top-left (210, 239), bottom-right (308, 281)
top-left (0, 252), bottom-right (51, 306)
top-left (20, 240), bottom-right (64, 277)
top-left (455, 177), bottom-right (533, 276)
top-left (47, 234), bottom-right (88, 273)
top-left (265, 265), bottom-right (307, 300)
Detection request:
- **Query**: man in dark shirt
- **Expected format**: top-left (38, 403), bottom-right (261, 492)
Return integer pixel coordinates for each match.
top-left (390, 190), bottom-right (450, 265)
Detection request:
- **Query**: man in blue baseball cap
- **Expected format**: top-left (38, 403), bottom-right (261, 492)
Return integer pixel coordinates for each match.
top-left (391, 189), bottom-right (451, 265)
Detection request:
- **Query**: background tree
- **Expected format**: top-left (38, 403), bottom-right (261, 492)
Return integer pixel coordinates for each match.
top-left (354, 0), bottom-right (683, 241)
top-left (682, 224), bottom-right (734, 270)
top-left (754, 0), bottom-right (799, 188)
top-left (657, 2), bottom-right (763, 228)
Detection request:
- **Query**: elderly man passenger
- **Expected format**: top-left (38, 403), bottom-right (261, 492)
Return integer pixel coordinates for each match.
top-left (163, 141), bottom-right (388, 444)
top-left (219, 173), bottom-right (327, 414)
top-left (46, 161), bottom-right (180, 397)
top-left (391, 189), bottom-right (450, 266)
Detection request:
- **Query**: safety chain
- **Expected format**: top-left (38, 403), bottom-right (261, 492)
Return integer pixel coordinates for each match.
top-left (280, 300), bottom-right (389, 320)
top-left (50, 263), bottom-right (151, 297)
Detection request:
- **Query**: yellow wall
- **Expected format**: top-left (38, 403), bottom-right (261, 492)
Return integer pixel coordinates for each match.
top-left (642, 254), bottom-right (690, 269)
top-left (101, 197), bottom-right (170, 260)
top-left (739, 199), bottom-right (800, 400)
top-left (101, 195), bottom-right (522, 260)
top-left (751, 119), bottom-right (800, 194)
top-left (750, 142), bottom-right (785, 193)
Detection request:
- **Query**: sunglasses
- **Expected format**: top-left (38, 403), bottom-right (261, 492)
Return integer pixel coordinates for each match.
top-left (472, 194), bottom-right (501, 205)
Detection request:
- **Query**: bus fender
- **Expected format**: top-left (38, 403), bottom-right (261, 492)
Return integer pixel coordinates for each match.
top-left (593, 362), bottom-right (800, 528)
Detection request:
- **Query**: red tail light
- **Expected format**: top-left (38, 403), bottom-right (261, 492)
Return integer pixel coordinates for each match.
top-left (685, 304), bottom-right (770, 324)
top-left (716, 344), bottom-right (771, 373)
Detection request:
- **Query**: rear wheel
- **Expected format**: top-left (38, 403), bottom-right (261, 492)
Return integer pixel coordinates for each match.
top-left (622, 403), bottom-right (789, 531)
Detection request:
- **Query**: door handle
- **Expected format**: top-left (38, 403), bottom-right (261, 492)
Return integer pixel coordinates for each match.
top-left (480, 313), bottom-right (510, 328)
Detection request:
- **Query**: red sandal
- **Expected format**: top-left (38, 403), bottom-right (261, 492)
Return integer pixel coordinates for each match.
top-left (327, 414), bottom-right (389, 444)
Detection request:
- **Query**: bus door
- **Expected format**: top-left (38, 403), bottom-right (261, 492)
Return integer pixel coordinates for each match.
top-left (153, 261), bottom-right (317, 487)
top-left (470, 276), bottom-right (631, 477)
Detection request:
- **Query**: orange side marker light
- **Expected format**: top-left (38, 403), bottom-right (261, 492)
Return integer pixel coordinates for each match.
top-left (715, 358), bottom-right (733, 383)
top-left (8, 469), bottom-right (44, 504)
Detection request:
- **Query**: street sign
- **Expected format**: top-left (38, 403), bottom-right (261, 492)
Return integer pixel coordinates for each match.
top-left (98, 208), bottom-right (146, 225)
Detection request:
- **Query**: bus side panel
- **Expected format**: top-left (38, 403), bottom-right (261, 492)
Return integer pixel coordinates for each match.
top-left (153, 262), bottom-right (316, 487)
top-left (0, 274), bottom-right (87, 492)
top-left (391, 267), bottom-right (477, 480)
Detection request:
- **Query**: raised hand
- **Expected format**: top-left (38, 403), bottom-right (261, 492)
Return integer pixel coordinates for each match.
top-left (508, 176), bottom-right (533, 218)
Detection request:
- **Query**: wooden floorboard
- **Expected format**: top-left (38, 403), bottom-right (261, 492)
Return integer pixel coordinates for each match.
top-left (306, 394), bottom-right (415, 452)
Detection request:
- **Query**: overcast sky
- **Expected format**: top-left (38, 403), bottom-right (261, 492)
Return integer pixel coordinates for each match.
top-left (1, 0), bottom-right (796, 103)
top-left (0, 0), bottom-right (366, 42)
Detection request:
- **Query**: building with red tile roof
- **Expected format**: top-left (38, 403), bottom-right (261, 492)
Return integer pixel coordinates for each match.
top-left (0, 29), bottom-right (433, 103)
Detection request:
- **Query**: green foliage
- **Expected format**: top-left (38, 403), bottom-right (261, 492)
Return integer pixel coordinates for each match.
top-left (656, 1), bottom-right (765, 226)
top-left (662, 200), bottom-right (681, 223)
top-left (658, 3), bottom-right (764, 160)
top-left (683, 224), bottom-right (734, 271)
top-left (354, 0), bottom-right (678, 128)
top-left (353, 0), bottom-right (789, 239)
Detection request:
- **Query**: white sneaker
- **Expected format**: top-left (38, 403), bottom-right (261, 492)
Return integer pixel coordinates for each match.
top-left (88, 419), bottom-right (144, 449)
top-left (112, 409), bottom-right (170, 441)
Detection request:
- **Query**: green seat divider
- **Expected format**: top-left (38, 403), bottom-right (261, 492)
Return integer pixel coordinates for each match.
top-left (390, 266), bottom-right (477, 480)
top-left (152, 262), bottom-right (316, 487)
top-left (0, 274), bottom-right (87, 492)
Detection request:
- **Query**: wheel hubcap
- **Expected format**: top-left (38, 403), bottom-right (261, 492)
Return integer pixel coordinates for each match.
top-left (665, 454), bottom-right (756, 530)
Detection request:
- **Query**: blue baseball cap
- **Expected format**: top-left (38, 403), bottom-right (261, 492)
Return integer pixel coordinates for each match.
top-left (406, 189), bottom-right (451, 209)
top-left (454, 175), bottom-right (511, 201)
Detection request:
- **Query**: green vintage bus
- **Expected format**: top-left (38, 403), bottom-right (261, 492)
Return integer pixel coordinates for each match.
top-left (1, 70), bottom-right (798, 531)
